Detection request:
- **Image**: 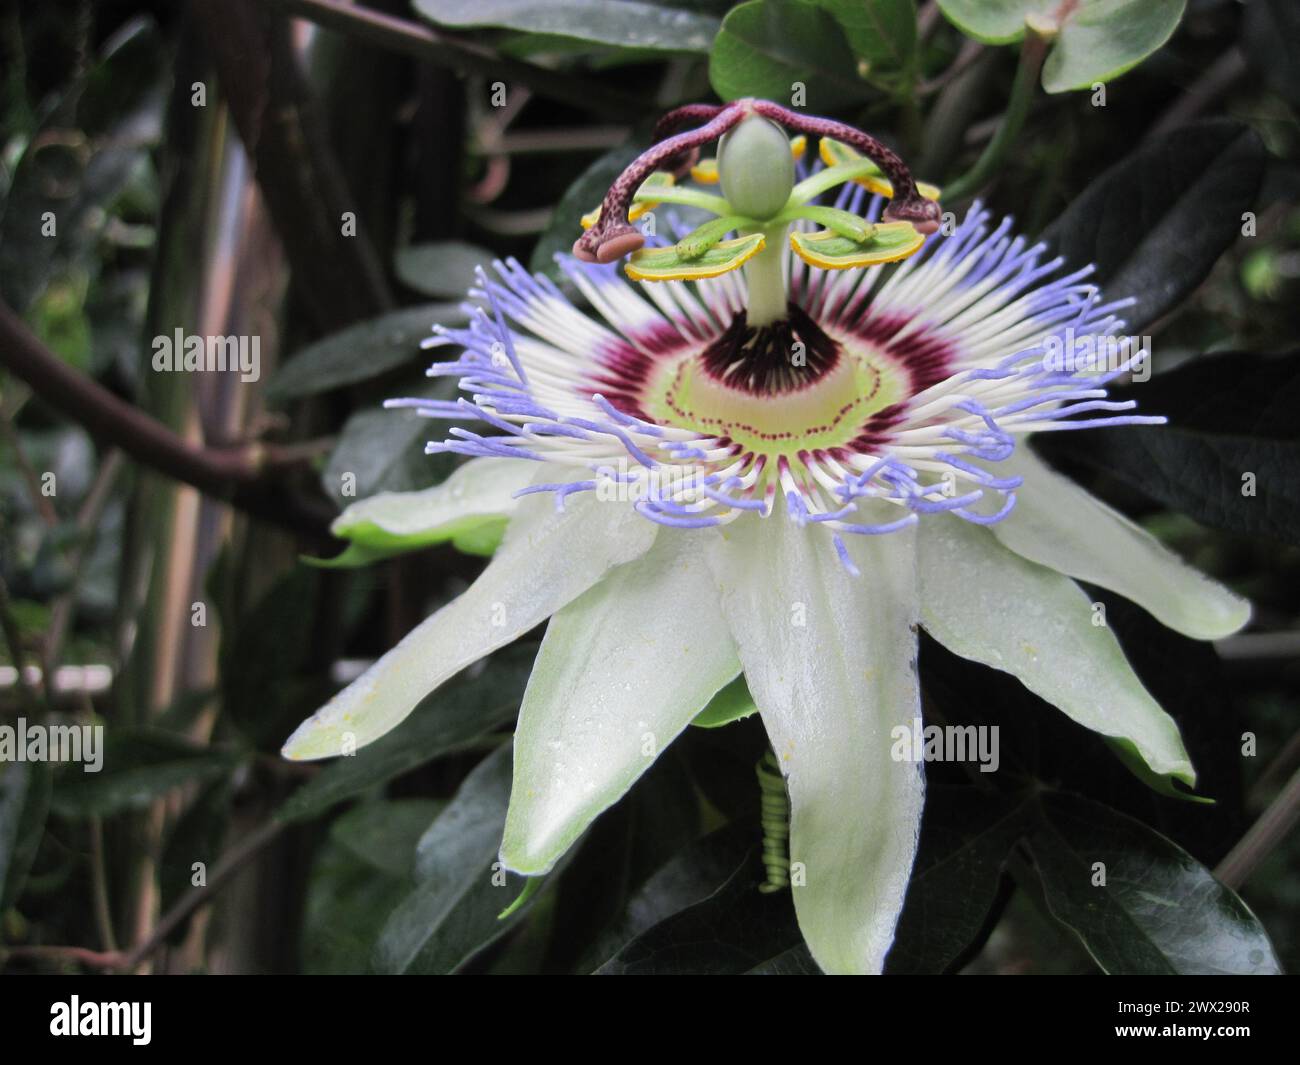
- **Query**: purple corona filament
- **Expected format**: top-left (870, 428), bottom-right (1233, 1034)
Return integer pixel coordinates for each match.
top-left (389, 121), bottom-right (1166, 575)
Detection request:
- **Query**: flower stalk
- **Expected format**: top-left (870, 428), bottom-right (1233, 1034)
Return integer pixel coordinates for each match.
top-left (943, 28), bottom-right (1049, 202)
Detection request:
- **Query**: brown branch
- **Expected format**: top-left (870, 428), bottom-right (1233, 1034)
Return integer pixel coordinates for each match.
top-left (191, 0), bottom-right (395, 333)
top-left (1149, 47), bottom-right (1247, 139)
top-left (89, 815), bottom-right (119, 954)
top-left (264, 0), bottom-right (646, 121)
top-left (1, 945), bottom-right (122, 968)
top-left (919, 38), bottom-right (985, 97)
top-left (493, 126), bottom-right (632, 156)
top-left (120, 817), bottom-right (287, 972)
top-left (1249, 726), bottom-right (1300, 809)
top-left (0, 402), bottom-right (59, 527)
top-left (1216, 765), bottom-right (1300, 891)
top-left (2, 817), bottom-right (287, 972)
top-left (917, 0), bottom-right (941, 41)
top-left (0, 299), bottom-right (332, 538)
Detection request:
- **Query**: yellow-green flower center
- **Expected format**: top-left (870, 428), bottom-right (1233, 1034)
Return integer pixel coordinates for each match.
top-left (635, 307), bottom-right (915, 462)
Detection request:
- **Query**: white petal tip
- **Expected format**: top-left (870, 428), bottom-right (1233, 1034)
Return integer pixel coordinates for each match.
top-left (498, 839), bottom-right (556, 878)
top-left (1169, 595), bottom-right (1253, 642)
top-left (280, 718), bottom-right (348, 762)
top-left (1204, 598), bottom-right (1253, 640)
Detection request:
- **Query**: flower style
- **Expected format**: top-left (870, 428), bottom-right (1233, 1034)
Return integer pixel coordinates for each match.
top-left (283, 100), bottom-right (1250, 974)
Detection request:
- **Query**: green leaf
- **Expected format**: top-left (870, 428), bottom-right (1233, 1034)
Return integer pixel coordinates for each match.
top-left (152, 687), bottom-right (219, 735)
top-left (158, 779), bottom-right (232, 941)
top-left (301, 800), bottom-right (438, 974)
top-left (322, 379), bottom-right (459, 499)
top-left (595, 841), bottom-right (806, 974)
top-left (937, 1), bottom-right (1185, 92)
top-left (1042, 0), bottom-right (1186, 94)
top-left (394, 241), bottom-right (494, 299)
top-left (1042, 351), bottom-right (1300, 546)
top-left (0, 761), bottom-right (51, 910)
top-left (625, 233), bottom-right (765, 282)
top-left (276, 644), bottom-right (536, 823)
top-left (690, 674), bottom-right (757, 728)
top-left (1087, 595), bottom-right (1245, 857)
top-left (413, 0), bottom-right (720, 53)
top-left (1041, 119), bottom-right (1264, 331)
top-left (885, 785), bottom-right (1028, 974)
top-left (549, 751), bottom-right (704, 973)
top-left (1024, 792), bottom-right (1282, 974)
top-left (936, 0), bottom-right (1052, 44)
top-left (264, 303), bottom-right (467, 401)
top-left (372, 743), bottom-right (549, 973)
top-left (1244, 0), bottom-right (1300, 107)
top-left (218, 567), bottom-right (324, 747)
top-left (746, 944), bottom-right (822, 974)
top-left (814, 0), bottom-right (918, 92)
top-left (330, 798), bottom-right (445, 880)
top-left (50, 731), bottom-right (243, 818)
top-left (28, 274), bottom-right (93, 370)
top-left (709, 0), bottom-right (870, 110)
top-left (0, 18), bottom-right (163, 312)
top-left (302, 844), bottom-right (408, 974)
top-left (584, 820), bottom-right (757, 968)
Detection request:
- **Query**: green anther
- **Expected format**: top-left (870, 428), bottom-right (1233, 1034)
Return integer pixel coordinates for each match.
top-left (675, 215), bottom-right (759, 260)
top-left (780, 204), bottom-right (876, 243)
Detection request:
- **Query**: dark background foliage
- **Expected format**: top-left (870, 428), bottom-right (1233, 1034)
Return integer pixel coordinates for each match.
top-left (0, 0), bottom-right (1297, 974)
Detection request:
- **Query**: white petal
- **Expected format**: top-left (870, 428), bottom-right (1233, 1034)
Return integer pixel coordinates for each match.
top-left (331, 456), bottom-right (531, 540)
top-left (919, 514), bottom-right (1194, 785)
top-left (991, 448), bottom-right (1250, 640)
top-left (501, 530), bottom-right (739, 874)
top-left (283, 488), bottom-right (658, 760)
top-left (707, 514), bottom-right (925, 976)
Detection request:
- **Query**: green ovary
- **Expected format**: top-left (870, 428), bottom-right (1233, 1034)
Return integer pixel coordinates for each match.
top-left (641, 342), bottom-right (909, 460)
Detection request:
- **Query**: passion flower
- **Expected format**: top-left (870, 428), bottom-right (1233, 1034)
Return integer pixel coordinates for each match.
top-left (284, 100), bottom-right (1249, 975)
